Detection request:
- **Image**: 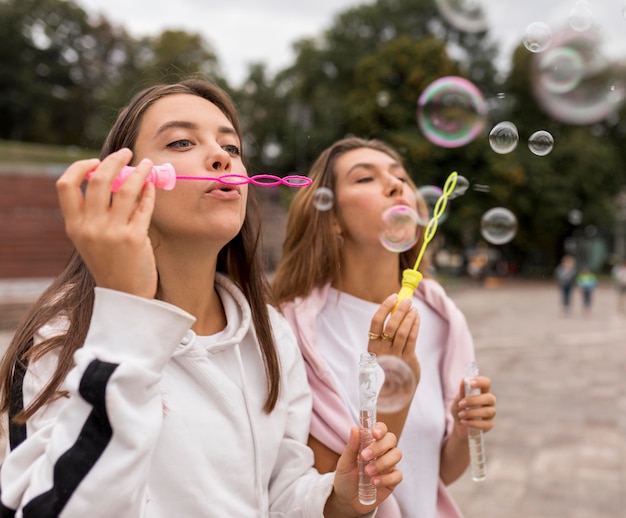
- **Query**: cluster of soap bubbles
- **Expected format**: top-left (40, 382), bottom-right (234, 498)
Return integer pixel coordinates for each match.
top-left (488, 122), bottom-right (555, 156)
top-left (530, 28), bottom-right (625, 125)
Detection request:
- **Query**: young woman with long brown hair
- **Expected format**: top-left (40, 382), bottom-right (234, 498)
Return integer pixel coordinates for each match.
top-left (0, 81), bottom-right (403, 517)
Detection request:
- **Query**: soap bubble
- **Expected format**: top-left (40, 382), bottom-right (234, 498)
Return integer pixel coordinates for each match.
top-left (538, 46), bottom-right (584, 94)
top-left (528, 130), bottom-right (555, 156)
top-left (417, 76), bottom-right (487, 148)
top-left (434, 0), bottom-right (489, 33)
top-left (449, 175), bottom-right (470, 200)
top-left (379, 206), bottom-right (420, 252)
top-left (531, 29), bottom-right (626, 125)
top-left (312, 187), bottom-right (334, 211)
top-left (480, 207), bottom-right (518, 245)
top-left (418, 185), bottom-right (449, 223)
top-left (523, 22), bottom-right (553, 53)
top-left (568, 208), bottom-right (583, 225)
top-left (488, 121), bottom-right (519, 154)
top-left (377, 355), bottom-right (418, 413)
top-left (568, 1), bottom-right (593, 32)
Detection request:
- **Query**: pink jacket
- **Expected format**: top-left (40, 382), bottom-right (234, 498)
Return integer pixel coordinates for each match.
top-left (281, 278), bottom-right (474, 518)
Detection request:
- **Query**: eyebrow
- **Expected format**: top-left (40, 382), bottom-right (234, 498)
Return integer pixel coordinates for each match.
top-left (154, 120), bottom-right (238, 137)
top-left (346, 161), bottom-right (403, 177)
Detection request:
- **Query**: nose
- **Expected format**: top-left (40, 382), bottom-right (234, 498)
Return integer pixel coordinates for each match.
top-left (206, 144), bottom-right (231, 172)
top-left (385, 174), bottom-right (404, 197)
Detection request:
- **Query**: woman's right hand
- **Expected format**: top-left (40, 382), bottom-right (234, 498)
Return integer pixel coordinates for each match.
top-left (56, 148), bottom-right (158, 299)
top-left (367, 294), bottom-right (421, 386)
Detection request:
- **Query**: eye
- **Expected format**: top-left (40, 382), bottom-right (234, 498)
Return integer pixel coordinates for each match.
top-left (167, 139), bottom-right (193, 149)
top-left (223, 144), bottom-right (241, 156)
top-left (397, 176), bottom-right (408, 183)
top-left (355, 176), bottom-right (373, 183)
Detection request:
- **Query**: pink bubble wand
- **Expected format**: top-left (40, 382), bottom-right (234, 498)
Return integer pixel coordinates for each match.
top-left (87, 163), bottom-right (312, 192)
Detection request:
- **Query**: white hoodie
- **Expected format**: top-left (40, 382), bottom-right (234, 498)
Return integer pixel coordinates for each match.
top-left (1, 273), bottom-right (336, 517)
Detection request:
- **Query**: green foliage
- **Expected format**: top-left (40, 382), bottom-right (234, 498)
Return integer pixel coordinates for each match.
top-left (1, 0), bottom-right (625, 273)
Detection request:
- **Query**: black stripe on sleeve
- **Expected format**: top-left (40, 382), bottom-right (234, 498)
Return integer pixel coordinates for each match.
top-left (22, 359), bottom-right (118, 518)
top-left (8, 358), bottom-right (28, 451)
top-left (0, 502), bottom-right (16, 518)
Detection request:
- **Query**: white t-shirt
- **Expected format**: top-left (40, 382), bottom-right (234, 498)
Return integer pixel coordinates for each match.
top-left (317, 287), bottom-right (446, 518)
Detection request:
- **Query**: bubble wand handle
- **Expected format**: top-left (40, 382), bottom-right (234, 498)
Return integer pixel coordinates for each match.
top-left (358, 352), bottom-right (378, 506)
top-left (396, 171), bottom-right (458, 305)
top-left (464, 361), bottom-right (487, 482)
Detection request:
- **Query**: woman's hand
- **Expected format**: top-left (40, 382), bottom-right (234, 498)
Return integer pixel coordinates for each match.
top-left (367, 294), bottom-right (421, 386)
top-left (451, 376), bottom-right (497, 438)
top-left (325, 422), bottom-right (403, 517)
top-left (56, 148), bottom-right (158, 299)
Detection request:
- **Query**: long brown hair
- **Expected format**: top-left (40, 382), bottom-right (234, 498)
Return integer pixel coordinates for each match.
top-left (273, 136), bottom-right (430, 305)
top-left (0, 79), bottom-right (281, 426)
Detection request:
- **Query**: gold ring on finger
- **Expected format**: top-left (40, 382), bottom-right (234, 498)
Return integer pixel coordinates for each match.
top-left (381, 332), bottom-right (394, 342)
top-left (368, 331), bottom-right (381, 340)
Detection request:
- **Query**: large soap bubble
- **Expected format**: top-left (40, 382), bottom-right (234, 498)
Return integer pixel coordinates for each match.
top-left (523, 22), bottom-right (553, 53)
top-left (434, 0), bottom-right (489, 33)
top-left (377, 355), bottom-right (418, 413)
top-left (480, 208), bottom-right (518, 245)
top-left (417, 76), bottom-right (487, 148)
top-left (488, 121), bottom-right (519, 154)
top-left (531, 28), bottom-right (626, 125)
top-left (379, 206), bottom-right (420, 252)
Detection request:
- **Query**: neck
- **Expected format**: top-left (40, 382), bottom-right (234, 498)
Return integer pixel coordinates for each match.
top-left (155, 249), bottom-right (226, 336)
top-left (335, 246), bottom-right (401, 303)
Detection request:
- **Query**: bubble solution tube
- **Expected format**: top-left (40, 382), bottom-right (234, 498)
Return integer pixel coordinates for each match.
top-left (358, 352), bottom-right (378, 505)
top-left (464, 361), bottom-right (487, 482)
top-left (86, 163), bottom-right (176, 192)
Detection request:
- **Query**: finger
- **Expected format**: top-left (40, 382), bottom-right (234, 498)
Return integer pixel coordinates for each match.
top-left (83, 148), bottom-right (134, 216)
top-left (369, 293), bottom-right (399, 336)
top-left (132, 181), bottom-right (156, 228)
top-left (111, 158), bottom-right (154, 223)
top-left (459, 405), bottom-right (496, 421)
top-left (383, 297), bottom-right (412, 339)
top-left (391, 305), bottom-right (419, 356)
top-left (368, 445), bottom-right (403, 477)
top-left (371, 466), bottom-right (403, 490)
top-left (56, 158), bottom-right (102, 223)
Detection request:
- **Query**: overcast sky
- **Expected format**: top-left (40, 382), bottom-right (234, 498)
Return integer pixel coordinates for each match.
top-left (75, 0), bottom-right (626, 86)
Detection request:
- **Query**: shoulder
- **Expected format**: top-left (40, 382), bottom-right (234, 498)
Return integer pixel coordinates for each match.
top-left (267, 305), bottom-right (301, 363)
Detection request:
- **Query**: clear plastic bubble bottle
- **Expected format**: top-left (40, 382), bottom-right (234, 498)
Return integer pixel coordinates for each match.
top-left (358, 352), bottom-right (378, 505)
top-left (464, 361), bottom-right (487, 482)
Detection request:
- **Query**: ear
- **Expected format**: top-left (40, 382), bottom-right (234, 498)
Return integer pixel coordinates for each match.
top-left (330, 214), bottom-right (343, 236)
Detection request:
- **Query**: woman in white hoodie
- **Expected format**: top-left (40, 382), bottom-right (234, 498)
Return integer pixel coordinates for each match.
top-left (0, 79), bottom-right (402, 517)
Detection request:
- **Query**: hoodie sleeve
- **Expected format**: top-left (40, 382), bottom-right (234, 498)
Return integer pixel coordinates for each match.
top-left (0, 287), bottom-right (195, 518)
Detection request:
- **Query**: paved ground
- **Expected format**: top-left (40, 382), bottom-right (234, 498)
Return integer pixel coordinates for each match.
top-left (0, 278), bottom-right (625, 517)
top-left (444, 278), bottom-right (626, 518)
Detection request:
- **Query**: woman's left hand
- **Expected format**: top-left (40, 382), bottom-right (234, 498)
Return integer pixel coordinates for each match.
top-left (451, 376), bottom-right (496, 438)
top-left (326, 422), bottom-right (403, 516)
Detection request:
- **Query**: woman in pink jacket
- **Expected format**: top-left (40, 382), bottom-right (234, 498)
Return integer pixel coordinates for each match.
top-left (273, 137), bottom-right (497, 517)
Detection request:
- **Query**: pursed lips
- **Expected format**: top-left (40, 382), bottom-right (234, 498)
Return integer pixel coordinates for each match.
top-left (204, 181), bottom-right (241, 200)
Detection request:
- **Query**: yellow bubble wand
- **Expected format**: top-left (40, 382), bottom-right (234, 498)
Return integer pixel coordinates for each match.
top-left (396, 171), bottom-right (459, 304)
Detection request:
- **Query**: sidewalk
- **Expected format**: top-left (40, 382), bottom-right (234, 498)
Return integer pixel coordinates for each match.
top-left (1, 278), bottom-right (625, 517)
top-left (444, 279), bottom-right (626, 518)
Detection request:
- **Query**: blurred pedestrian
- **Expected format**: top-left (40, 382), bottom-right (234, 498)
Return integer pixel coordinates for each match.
top-left (576, 268), bottom-right (597, 314)
top-left (554, 255), bottom-right (576, 314)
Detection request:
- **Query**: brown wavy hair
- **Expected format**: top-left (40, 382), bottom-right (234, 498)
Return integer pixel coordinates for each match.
top-left (273, 136), bottom-right (430, 305)
top-left (0, 79), bottom-right (281, 426)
